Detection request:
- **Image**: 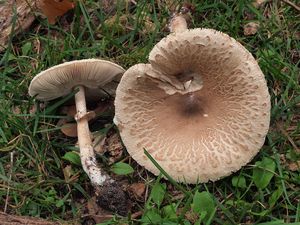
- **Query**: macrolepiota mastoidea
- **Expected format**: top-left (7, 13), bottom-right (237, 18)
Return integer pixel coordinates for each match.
top-left (29, 59), bottom-right (130, 215)
top-left (114, 13), bottom-right (271, 184)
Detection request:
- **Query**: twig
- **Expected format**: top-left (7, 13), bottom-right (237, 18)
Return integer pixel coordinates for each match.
top-left (0, 212), bottom-right (59, 225)
top-left (131, 211), bottom-right (143, 219)
top-left (4, 151), bottom-right (14, 213)
top-left (281, 0), bottom-right (300, 11)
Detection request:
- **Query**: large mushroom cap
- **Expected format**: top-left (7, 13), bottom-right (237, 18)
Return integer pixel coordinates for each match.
top-left (29, 59), bottom-right (125, 101)
top-left (114, 28), bottom-right (270, 183)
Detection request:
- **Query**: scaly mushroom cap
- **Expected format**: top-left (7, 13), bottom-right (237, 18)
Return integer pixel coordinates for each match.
top-left (29, 59), bottom-right (125, 101)
top-left (114, 29), bottom-right (271, 183)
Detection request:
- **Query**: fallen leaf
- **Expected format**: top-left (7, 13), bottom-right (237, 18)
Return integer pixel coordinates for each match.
top-left (60, 105), bottom-right (77, 117)
top-left (184, 209), bottom-right (199, 224)
top-left (288, 161), bottom-right (300, 171)
top-left (93, 132), bottom-right (107, 155)
top-left (106, 133), bottom-right (124, 164)
top-left (252, 0), bottom-right (268, 8)
top-left (244, 22), bottom-right (260, 36)
top-left (140, 15), bottom-right (156, 35)
top-left (87, 197), bottom-right (113, 224)
top-left (93, 131), bottom-right (124, 164)
top-left (57, 105), bottom-right (76, 136)
top-left (37, 0), bottom-right (75, 24)
top-left (94, 100), bottom-right (113, 115)
top-left (63, 165), bottom-right (73, 181)
top-left (12, 106), bottom-right (21, 114)
top-left (290, 49), bottom-right (300, 64)
top-left (62, 164), bottom-right (79, 183)
top-left (61, 123), bottom-right (78, 137)
top-left (127, 183), bottom-right (145, 202)
top-left (131, 211), bottom-right (143, 219)
top-left (100, 0), bottom-right (118, 14)
top-left (244, 11), bottom-right (256, 20)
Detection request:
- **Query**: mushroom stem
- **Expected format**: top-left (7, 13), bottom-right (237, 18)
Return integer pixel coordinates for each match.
top-left (169, 14), bottom-right (188, 33)
top-left (74, 85), bottom-right (112, 186)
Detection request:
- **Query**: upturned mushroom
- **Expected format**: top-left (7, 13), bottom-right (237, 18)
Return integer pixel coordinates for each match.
top-left (114, 14), bottom-right (271, 183)
top-left (29, 59), bottom-right (124, 188)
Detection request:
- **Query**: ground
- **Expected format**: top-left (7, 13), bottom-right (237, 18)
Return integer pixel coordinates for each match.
top-left (0, 0), bottom-right (299, 224)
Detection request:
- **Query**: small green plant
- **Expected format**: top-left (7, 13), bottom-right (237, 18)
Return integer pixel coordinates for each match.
top-left (253, 157), bottom-right (276, 189)
top-left (111, 162), bottom-right (134, 175)
top-left (62, 151), bottom-right (81, 166)
top-left (192, 191), bottom-right (216, 225)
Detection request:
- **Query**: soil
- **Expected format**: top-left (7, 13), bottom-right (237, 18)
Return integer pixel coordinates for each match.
top-left (96, 182), bottom-right (131, 216)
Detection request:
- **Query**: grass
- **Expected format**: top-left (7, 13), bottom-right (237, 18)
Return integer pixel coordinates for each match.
top-left (0, 0), bottom-right (299, 224)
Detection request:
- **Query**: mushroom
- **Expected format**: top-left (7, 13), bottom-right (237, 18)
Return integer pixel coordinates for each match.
top-left (114, 14), bottom-right (271, 183)
top-left (29, 59), bottom-right (124, 187)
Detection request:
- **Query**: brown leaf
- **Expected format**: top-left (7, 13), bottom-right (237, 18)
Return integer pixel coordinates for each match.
top-left (290, 49), bottom-right (300, 64)
top-left (61, 123), bottom-right (78, 137)
top-left (288, 161), bottom-right (300, 171)
top-left (87, 197), bottom-right (113, 224)
top-left (12, 106), bottom-right (21, 114)
top-left (100, 0), bottom-right (118, 14)
top-left (140, 15), bottom-right (155, 35)
top-left (93, 131), bottom-right (124, 164)
top-left (184, 210), bottom-right (199, 224)
top-left (62, 164), bottom-right (79, 183)
top-left (106, 133), bottom-right (124, 164)
top-left (63, 165), bottom-right (72, 180)
top-left (244, 22), bottom-right (260, 36)
top-left (127, 183), bottom-right (145, 202)
top-left (60, 105), bottom-right (77, 117)
top-left (93, 132), bottom-right (107, 155)
top-left (58, 105), bottom-right (77, 137)
top-left (180, 208), bottom-right (199, 224)
top-left (244, 11), bottom-right (256, 20)
top-left (252, 0), bottom-right (268, 8)
top-left (94, 101), bottom-right (113, 115)
top-left (37, 0), bottom-right (75, 24)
